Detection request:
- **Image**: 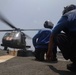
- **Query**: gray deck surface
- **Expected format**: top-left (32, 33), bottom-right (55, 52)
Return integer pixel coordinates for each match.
top-left (0, 50), bottom-right (76, 75)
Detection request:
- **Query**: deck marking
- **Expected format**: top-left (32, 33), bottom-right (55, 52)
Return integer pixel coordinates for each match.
top-left (0, 55), bottom-right (15, 63)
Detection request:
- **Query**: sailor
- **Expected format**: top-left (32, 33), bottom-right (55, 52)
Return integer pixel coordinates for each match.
top-left (46, 4), bottom-right (76, 72)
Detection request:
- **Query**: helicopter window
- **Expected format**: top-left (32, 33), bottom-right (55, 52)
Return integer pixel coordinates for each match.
top-left (21, 32), bottom-right (26, 43)
top-left (14, 32), bottom-right (21, 40)
top-left (15, 33), bottom-right (19, 37)
top-left (10, 32), bottom-right (16, 37)
top-left (4, 33), bottom-right (10, 37)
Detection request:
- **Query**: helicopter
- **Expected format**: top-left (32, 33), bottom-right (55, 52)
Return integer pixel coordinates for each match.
top-left (0, 14), bottom-right (39, 50)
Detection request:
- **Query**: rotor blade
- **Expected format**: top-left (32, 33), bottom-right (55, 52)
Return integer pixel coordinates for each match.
top-left (0, 29), bottom-right (14, 32)
top-left (20, 29), bottom-right (41, 31)
top-left (0, 29), bottom-right (41, 32)
top-left (0, 14), bottom-right (18, 30)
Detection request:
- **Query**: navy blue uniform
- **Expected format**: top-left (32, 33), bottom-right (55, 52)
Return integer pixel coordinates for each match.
top-left (32, 28), bottom-right (57, 61)
top-left (52, 9), bottom-right (76, 62)
top-left (52, 9), bottom-right (76, 36)
top-left (33, 29), bottom-right (51, 49)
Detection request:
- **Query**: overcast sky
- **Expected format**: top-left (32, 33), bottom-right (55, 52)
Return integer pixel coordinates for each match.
top-left (0, 0), bottom-right (76, 49)
top-left (0, 0), bottom-right (76, 29)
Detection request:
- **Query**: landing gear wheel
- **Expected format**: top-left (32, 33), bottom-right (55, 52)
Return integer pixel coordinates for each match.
top-left (4, 46), bottom-right (8, 50)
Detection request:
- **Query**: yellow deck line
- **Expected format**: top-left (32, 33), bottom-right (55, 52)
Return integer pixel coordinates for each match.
top-left (0, 55), bottom-right (15, 63)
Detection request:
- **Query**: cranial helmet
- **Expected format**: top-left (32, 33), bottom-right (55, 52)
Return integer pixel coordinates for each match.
top-left (44, 20), bottom-right (54, 29)
top-left (62, 4), bottom-right (76, 15)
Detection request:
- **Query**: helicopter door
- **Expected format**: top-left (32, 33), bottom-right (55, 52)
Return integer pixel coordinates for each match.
top-left (21, 32), bottom-right (26, 44)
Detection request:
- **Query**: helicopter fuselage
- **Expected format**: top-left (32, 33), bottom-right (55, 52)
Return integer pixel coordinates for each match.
top-left (1, 31), bottom-right (26, 49)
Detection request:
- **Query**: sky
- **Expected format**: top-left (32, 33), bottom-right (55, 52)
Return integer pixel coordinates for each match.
top-left (0, 0), bottom-right (76, 50)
